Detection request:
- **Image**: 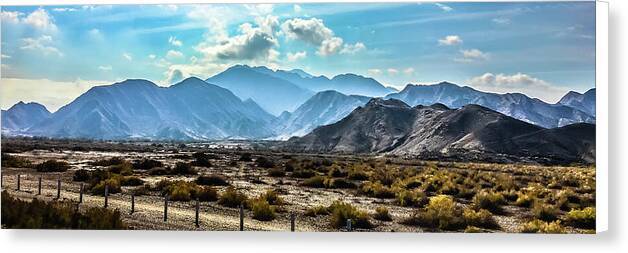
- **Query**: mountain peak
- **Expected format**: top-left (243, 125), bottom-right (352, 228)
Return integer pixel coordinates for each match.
top-left (365, 98), bottom-right (410, 108)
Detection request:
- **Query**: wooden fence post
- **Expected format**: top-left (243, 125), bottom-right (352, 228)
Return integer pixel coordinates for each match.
top-left (164, 195), bottom-right (169, 222)
top-left (346, 219), bottom-right (352, 232)
top-left (56, 178), bottom-right (61, 199)
top-left (16, 174), bottom-right (20, 191)
top-left (290, 212), bottom-right (296, 232)
top-left (131, 193), bottom-right (135, 214)
top-left (195, 198), bottom-right (200, 228)
top-left (37, 176), bottom-right (42, 195)
top-left (79, 183), bottom-right (84, 203)
top-left (104, 184), bottom-right (109, 208)
top-left (239, 203), bottom-right (244, 231)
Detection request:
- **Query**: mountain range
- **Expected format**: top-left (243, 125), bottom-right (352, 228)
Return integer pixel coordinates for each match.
top-left (283, 98), bottom-right (595, 164)
top-left (1, 65), bottom-right (596, 158)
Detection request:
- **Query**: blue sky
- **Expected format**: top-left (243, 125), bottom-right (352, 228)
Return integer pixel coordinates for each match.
top-left (1, 2), bottom-right (596, 111)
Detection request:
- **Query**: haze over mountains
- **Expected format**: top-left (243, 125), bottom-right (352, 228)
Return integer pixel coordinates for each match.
top-left (1, 64), bottom-right (596, 161)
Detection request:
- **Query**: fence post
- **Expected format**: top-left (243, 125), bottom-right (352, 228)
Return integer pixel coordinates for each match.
top-left (16, 174), bottom-right (20, 191)
top-left (104, 184), bottom-right (109, 208)
top-left (38, 176), bottom-right (42, 195)
top-left (239, 203), bottom-right (244, 231)
top-left (195, 198), bottom-right (200, 228)
top-left (164, 195), bottom-right (169, 222)
top-left (346, 219), bottom-right (352, 232)
top-left (56, 178), bottom-right (61, 199)
top-left (290, 212), bottom-right (296, 232)
top-left (79, 183), bottom-right (83, 203)
top-left (131, 193), bottom-right (135, 214)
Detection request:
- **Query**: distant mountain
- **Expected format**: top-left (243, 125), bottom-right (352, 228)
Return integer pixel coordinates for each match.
top-left (274, 90), bottom-right (371, 139)
top-left (1, 101), bottom-right (51, 132)
top-left (283, 98), bottom-right (595, 164)
top-left (28, 77), bottom-right (276, 140)
top-left (386, 82), bottom-right (595, 128)
top-left (558, 88), bottom-right (596, 116)
top-left (206, 65), bottom-right (314, 115)
top-left (248, 65), bottom-right (395, 97)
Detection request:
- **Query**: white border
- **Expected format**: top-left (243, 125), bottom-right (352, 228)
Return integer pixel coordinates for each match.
top-left (595, 0), bottom-right (609, 233)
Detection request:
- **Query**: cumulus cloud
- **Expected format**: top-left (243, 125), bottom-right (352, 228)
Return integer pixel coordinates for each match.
top-left (166, 69), bottom-right (185, 84)
top-left (281, 17), bottom-right (365, 57)
top-left (467, 72), bottom-right (568, 103)
top-left (1, 11), bottom-right (21, 24)
top-left (368, 69), bottom-right (382, 75)
top-left (148, 54), bottom-right (156, 59)
top-left (455, 49), bottom-right (489, 62)
top-left (287, 51), bottom-right (307, 62)
top-left (166, 50), bottom-right (184, 59)
top-left (122, 52), bottom-right (133, 61)
top-left (196, 19), bottom-right (279, 61)
top-left (168, 36), bottom-right (183, 47)
top-left (435, 3), bottom-right (453, 12)
top-left (294, 5), bottom-right (302, 13)
top-left (20, 35), bottom-right (63, 57)
top-left (340, 42), bottom-right (366, 55)
top-left (492, 17), bottom-right (511, 25)
top-left (244, 4), bottom-right (274, 16)
top-left (23, 8), bottom-right (57, 31)
top-left (438, 35), bottom-right (463, 46)
top-left (98, 65), bottom-right (112, 71)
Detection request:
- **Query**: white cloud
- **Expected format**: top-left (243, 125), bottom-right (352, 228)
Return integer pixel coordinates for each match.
top-left (368, 69), bottom-right (382, 75)
top-left (52, 8), bottom-right (77, 12)
top-left (166, 50), bottom-right (184, 59)
top-left (148, 54), bottom-right (156, 59)
top-left (282, 17), bottom-right (364, 57)
top-left (294, 5), bottom-right (302, 13)
top-left (20, 35), bottom-right (63, 57)
top-left (168, 36), bottom-right (183, 47)
top-left (196, 19), bottom-right (279, 61)
top-left (98, 65), bottom-right (112, 71)
top-left (1, 54), bottom-right (11, 59)
top-left (166, 69), bottom-right (185, 84)
top-left (387, 68), bottom-right (399, 75)
top-left (1, 11), bottom-right (21, 24)
top-left (455, 49), bottom-right (489, 62)
top-left (403, 67), bottom-right (415, 75)
top-left (244, 4), bottom-right (274, 16)
top-left (287, 51), bottom-right (307, 62)
top-left (23, 8), bottom-right (57, 31)
top-left (467, 72), bottom-right (568, 103)
top-left (435, 3), bottom-right (453, 12)
top-left (438, 35), bottom-right (463, 46)
top-left (122, 53), bottom-right (133, 61)
top-left (340, 42), bottom-right (366, 55)
top-left (492, 17), bottom-right (511, 25)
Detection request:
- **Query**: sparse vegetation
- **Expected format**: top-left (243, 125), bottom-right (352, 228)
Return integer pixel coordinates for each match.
top-left (1, 153), bottom-right (32, 168)
top-left (328, 201), bottom-right (372, 229)
top-left (373, 206), bottom-right (392, 221)
top-left (218, 186), bottom-right (249, 208)
top-left (564, 207), bottom-right (595, 229)
top-left (35, 159), bottom-right (71, 172)
top-left (250, 198), bottom-right (276, 221)
top-left (73, 169), bottom-right (91, 182)
top-left (521, 219), bottom-right (566, 233)
top-left (196, 174), bottom-right (229, 186)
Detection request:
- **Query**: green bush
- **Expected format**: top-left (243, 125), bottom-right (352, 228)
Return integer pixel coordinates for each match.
top-left (1, 191), bottom-right (126, 229)
top-left (472, 190), bottom-right (506, 214)
top-left (395, 189), bottom-right (428, 207)
top-left (196, 174), bottom-right (229, 186)
top-left (463, 208), bottom-right (499, 229)
top-left (564, 207), bottom-right (595, 229)
top-left (172, 162), bottom-right (197, 175)
top-left (132, 158), bottom-right (163, 170)
top-left (302, 176), bottom-right (326, 188)
top-left (304, 205), bottom-right (330, 217)
top-left (373, 206), bottom-right (392, 221)
top-left (402, 195), bottom-right (465, 231)
top-left (268, 167), bottom-right (285, 177)
top-left (250, 199), bottom-right (276, 221)
top-left (120, 176), bottom-right (144, 186)
top-left (160, 180), bottom-right (200, 201)
top-left (73, 169), bottom-right (91, 182)
top-left (292, 169), bottom-right (316, 178)
top-left (34, 160), bottom-right (71, 172)
top-left (218, 186), bottom-right (249, 208)
top-left (360, 181), bottom-right (395, 199)
top-left (1, 153), bottom-right (32, 168)
top-left (521, 219), bottom-right (566, 233)
top-left (90, 178), bottom-right (122, 196)
top-left (107, 161), bottom-right (133, 176)
top-left (327, 166), bottom-right (348, 177)
top-left (328, 201), bottom-right (372, 229)
top-left (532, 202), bottom-right (559, 222)
top-left (514, 192), bottom-right (534, 207)
top-left (325, 178), bottom-right (356, 189)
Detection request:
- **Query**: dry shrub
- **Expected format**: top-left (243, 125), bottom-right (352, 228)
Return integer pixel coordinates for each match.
top-left (218, 186), bottom-right (248, 208)
top-left (373, 206), bottom-right (392, 221)
top-left (521, 219), bottom-right (566, 233)
top-left (564, 207), bottom-right (595, 229)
